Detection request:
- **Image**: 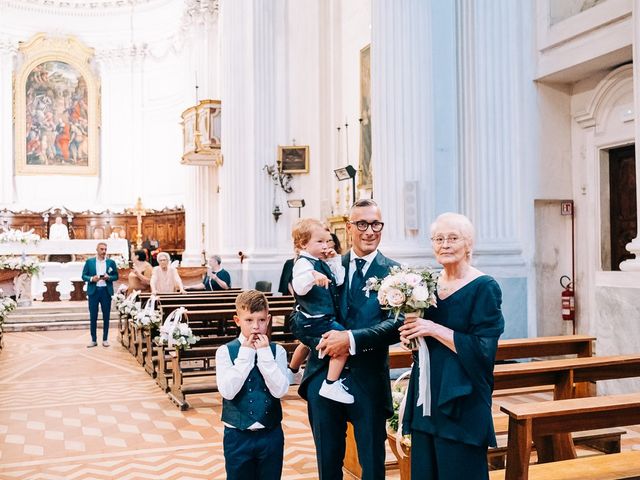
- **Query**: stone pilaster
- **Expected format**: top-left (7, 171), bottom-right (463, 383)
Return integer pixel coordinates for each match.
top-left (370, 0), bottom-right (435, 261)
top-left (456, 0), bottom-right (527, 266)
top-left (620, 0), bottom-right (640, 271)
top-left (0, 38), bottom-right (17, 205)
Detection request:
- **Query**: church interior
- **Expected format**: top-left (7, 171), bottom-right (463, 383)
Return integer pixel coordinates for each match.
top-left (1, 0), bottom-right (640, 478)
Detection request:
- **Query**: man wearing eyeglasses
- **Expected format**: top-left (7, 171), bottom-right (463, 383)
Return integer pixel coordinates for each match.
top-left (298, 199), bottom-right (399, 480)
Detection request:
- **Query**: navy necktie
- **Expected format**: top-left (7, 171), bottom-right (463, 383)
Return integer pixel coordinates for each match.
top-left (350, 258), bottom-right (367, 300)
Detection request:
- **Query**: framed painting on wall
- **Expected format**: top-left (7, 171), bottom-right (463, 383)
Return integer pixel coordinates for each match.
top-left (278, 145), bottom-right (309, 174)
top-left (14, 34), bottom-right (100, 176)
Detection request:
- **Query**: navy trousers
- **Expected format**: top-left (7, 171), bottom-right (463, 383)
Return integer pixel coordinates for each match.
top-left (88, 287), bottom-right (111, 342)
top-left (223, 425), bottom-right (284, 480)
top-left (410, 429), bottom-right (489, 480)
top-left (306, 371), bottom-right (387, 480)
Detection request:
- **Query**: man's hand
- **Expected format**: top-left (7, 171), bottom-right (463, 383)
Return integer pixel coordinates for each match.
top-left (91, 274), bottom-right (100, 282)
top-left (317, 330), bottom-right (350, 357)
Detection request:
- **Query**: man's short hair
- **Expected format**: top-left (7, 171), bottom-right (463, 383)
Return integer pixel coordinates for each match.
top-left (235, 290), bottom-right (270, 314)
top-left (96, 241), bottom-right (107, 249)
top-left (351, 199), bottom-right (378, 209)
top-left (210, 254), bottom-right (222, 265)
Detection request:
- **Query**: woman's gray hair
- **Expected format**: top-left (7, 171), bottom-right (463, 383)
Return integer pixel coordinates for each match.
top-left (430, 212), bottom-right (475, 248)
top-left (156, 252), bottom-right (171, 262)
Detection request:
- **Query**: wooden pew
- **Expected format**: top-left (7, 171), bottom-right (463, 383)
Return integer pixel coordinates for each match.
top-left (493, 393), bottom-right (640, 480)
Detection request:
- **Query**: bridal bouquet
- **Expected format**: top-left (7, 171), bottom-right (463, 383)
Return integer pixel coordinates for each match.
top-left (365, 265), bottom-right (438, 349)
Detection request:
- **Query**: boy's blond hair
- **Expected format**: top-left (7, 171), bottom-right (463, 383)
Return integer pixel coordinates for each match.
top-left (292, 218), bottom-right (326, 251)
top-left (235, 290), bottom-right (270, 314)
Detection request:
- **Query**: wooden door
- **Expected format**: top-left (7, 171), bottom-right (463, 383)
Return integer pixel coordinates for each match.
top-left (609, 146), bottom-right (637, 270)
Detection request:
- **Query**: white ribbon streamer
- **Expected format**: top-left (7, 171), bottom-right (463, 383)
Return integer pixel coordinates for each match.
top-left (416, 336), bottom-right (431, 417)
top-left (159, 307), bottom-right (185, 347)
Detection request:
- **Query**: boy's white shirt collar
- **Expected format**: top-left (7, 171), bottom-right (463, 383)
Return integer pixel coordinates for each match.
top-left (298, 250), bottom-right (320, 261)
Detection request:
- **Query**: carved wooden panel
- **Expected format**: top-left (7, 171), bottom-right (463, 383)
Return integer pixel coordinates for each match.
top-left (0, 207), bottom-right (186, 254)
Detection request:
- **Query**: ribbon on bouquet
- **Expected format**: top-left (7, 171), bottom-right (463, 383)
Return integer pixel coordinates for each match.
top-left (416, 336), bottom-right (432, 417)
top-left (136, 294), bottom-right (157, 324)
top-left (160, 307), bottom-right (186, 347)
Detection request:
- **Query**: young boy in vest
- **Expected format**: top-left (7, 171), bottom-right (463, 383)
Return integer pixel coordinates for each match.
top-left (215, 290), bottom-right (290, 480)
top-left (288, 218), bottom-right (353, 404)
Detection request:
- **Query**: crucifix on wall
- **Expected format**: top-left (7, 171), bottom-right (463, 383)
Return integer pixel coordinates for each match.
top-left (132, 197), bottom-right (146, 249)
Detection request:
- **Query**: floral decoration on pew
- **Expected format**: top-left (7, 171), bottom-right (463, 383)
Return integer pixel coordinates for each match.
top-left (154, 307), bottom-right (199, 351)
top-left (364, 265), bottom-right (438, 349)
top-left (388, 369), bottom-right (412, 459)
top-left (0, 256), bottom-right (42, 276)
top-left (136, 295), bottom-right (161, 331)
top-left (0, 228), bottom-right (41, 245)
top-left (0, 296), bottom-right (18, 331)
top-left (115, 289), bottom-right (141, 320)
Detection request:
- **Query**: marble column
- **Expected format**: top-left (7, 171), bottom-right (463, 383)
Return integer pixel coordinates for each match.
top-left (0, 38), bottom-right (16, 205)
top-left (219, 0), bottom-right (287, 288)
top-left (620, 0), bottom-right (640, 271)
top-left (456, 0), bottom-right (528, 265)
top-left (182, 7), bottom-right (221, 266)
top-left (370, 0), bottom-right (437, 262)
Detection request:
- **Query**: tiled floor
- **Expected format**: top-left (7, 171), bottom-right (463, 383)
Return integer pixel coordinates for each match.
top-left (2, 330), bottom-right (639, 479)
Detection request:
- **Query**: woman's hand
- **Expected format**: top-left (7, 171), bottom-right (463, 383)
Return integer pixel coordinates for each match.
top-left (399, 316), bottom-right (439, 341)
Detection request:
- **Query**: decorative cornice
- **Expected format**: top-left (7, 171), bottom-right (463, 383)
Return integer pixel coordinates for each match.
top-left (0, 0), bottom-right (153, 11)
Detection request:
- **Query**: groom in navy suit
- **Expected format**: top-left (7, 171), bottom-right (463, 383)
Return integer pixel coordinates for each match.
top-left (82, 242), bottom-right (118, 348)
top-left (298, 199), bottom-right (400, 480)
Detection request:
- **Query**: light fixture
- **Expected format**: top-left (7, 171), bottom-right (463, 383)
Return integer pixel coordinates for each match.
top-left (334, 165), bottom-right (357, 205)
top-left (287, 199), bottom-right (306, 218)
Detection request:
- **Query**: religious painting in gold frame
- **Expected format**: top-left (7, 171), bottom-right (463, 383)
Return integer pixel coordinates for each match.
top-left (278, 145), bottom-right (309, 174)
top-left (358, 44), bottom-right (372, 191)
top-left (14, 34), bottom-right (100, 176)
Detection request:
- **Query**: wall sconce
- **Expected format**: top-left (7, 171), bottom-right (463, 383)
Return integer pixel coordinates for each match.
top-left (287, 199), bottom-right (305, 218)
top-left (334, 165), bottom-right (357, 205)
top-left (272, 205), bottom-right (282, 222)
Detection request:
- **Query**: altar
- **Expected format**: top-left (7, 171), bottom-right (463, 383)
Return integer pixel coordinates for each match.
top-left (0, 239), bottom-right (129, 300)
top-left (0, 239), bottom-right (129, 259)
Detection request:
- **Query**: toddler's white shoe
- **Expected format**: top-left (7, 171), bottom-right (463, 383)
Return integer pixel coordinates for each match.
top-left (319, 379), bottom-right (354, 404)
top-left (287, 368), bottom-right (304, 385)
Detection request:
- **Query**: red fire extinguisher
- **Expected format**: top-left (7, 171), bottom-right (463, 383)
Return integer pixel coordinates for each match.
top-left (560, 275), bottom-right (574, 321)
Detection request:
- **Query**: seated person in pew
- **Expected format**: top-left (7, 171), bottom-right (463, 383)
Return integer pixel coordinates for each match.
top-left (287, 219), bottom-right (352, 403)
top-left (127, 249), bottom-right (153, 294)
top-left (399, 213), bottom-right (505, 480)
top-left (150, 252), bottom-right (186, 294)
top-left (187, 254), bottom-right (232, 291)
top-left (215, 290), bottom-right (290, 480)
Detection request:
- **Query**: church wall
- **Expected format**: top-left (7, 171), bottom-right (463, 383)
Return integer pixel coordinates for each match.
top-left (0, 1), bottom-right (195, 215)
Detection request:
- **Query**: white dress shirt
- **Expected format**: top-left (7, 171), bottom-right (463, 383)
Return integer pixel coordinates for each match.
top-left (215, 334), bottom-right (290, 429)
top-left (345, 249), bottom-right (380, 354)
top-left (292, 251), bottom-right (345, 319)
top-left (96, 258), bottom-right (107, 287)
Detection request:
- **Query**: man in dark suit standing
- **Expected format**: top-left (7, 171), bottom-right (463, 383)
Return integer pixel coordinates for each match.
top-left (298, 199), bottom-right (399, 480)
top-left (82, 242), bottom-right (118, 348)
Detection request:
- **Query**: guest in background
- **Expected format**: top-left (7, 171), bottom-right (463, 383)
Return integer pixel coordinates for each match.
top-left (399, 212), bottom-right (504, 480)
top-left (277, 257), bottom-right (295, 296)
top-left (328, 232), bottom-right (342, 255)
top-left (49, 216), bottom-right (70, 240)
top-left (203, 254), bottom-right (231, 291)
top-left (150, 252), bottom-right (185, 294)
top-left (128, 249), bottom-right (153, 294)
top-left (82, 242), bottom-right (118, 348)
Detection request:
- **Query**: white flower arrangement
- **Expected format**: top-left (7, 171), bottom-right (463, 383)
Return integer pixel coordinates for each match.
top-left (0, 255), bottom-right (42, 276)
top-left (154, 307), bottom-right (199, 351)
top-left (136, 308), bottom-right (162, 330)
top-left (112, 284), bottom-right (128, 307)
top-left (365, 265), bottom-right (438, 349)
top-left (116, 290), bottom-right (141, 319)
top-left (0, 228), bottom-right (41, 245)
top-left (0, 296), bottom-right (17, 328)
top-left (110, 255), bottom-right (129, 270)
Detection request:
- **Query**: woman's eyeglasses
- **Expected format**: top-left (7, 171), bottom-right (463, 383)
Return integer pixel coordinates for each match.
top-left (431, 235), bottom-right (463, 246)
top-left (349, 221), bottom-right (385, 232)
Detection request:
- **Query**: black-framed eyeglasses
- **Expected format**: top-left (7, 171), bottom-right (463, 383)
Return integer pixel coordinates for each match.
top-left (349, 220), bottom-right (384, 232)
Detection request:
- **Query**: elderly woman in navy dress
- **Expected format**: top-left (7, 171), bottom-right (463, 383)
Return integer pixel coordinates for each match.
top-left (399, 213), bottom-right (504, 480)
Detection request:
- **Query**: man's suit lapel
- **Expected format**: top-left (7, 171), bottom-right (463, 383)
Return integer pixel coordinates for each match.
top-left (365, 252), bottom-right (388, 283)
